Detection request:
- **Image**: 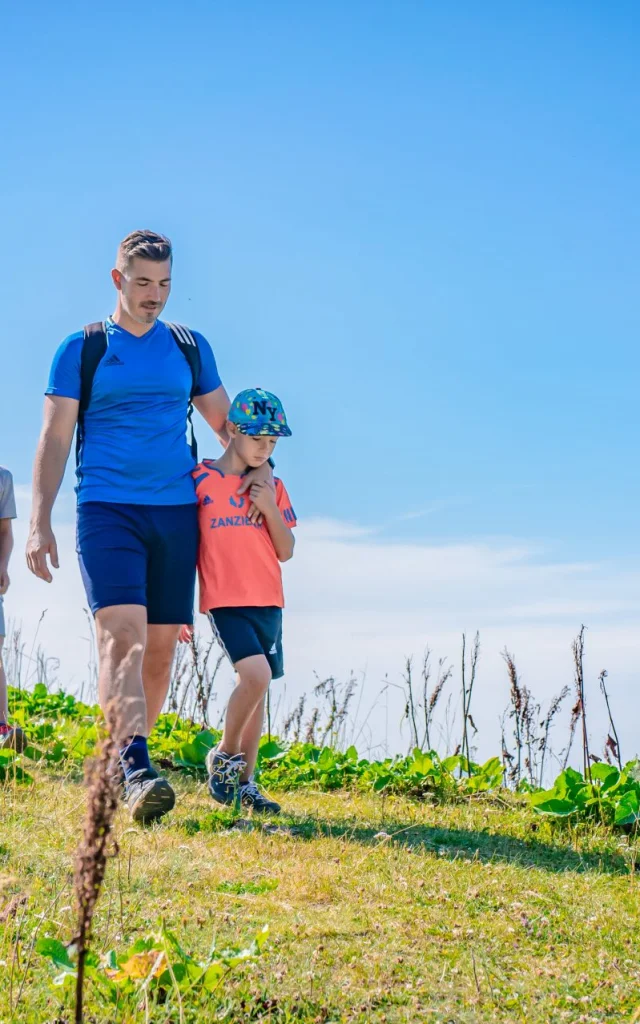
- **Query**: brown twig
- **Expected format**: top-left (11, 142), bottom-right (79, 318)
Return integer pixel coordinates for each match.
top-left (599, 669), bottom-right (622, 770)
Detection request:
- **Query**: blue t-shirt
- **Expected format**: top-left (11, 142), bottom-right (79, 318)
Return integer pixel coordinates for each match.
top-left (46, 319), bottom-right (223, 505)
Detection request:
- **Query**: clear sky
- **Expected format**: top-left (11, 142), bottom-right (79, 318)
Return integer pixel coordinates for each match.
top-left (2, 2), bottom-right (639, 760)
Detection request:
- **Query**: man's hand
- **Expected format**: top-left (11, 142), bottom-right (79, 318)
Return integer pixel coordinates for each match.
top-left (248, 479), bottom-right (278, 516)
top-left (0, 568), bottom-right (9, 596)
top-left (237, 461), bottom-right (274, 523)
top-left (26, 523), bottom-right (59, 583)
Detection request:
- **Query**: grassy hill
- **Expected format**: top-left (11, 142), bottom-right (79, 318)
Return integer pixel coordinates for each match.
top-left (2, 765), bottom-right (640, 1023)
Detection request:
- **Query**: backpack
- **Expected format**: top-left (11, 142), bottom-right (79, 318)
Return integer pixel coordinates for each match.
top-left (76, 320), bottom-right (202, 467)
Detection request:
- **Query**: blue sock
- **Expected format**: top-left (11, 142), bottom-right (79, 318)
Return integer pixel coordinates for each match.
top-left (119, 735), bottom-right (151, 779)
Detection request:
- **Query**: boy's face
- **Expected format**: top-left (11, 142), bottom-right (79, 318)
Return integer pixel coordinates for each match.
top-left (229, 424), bottom-right (278, 468)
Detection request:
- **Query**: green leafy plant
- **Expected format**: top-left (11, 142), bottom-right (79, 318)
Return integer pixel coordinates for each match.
top-left (528, 761), bottom-right (640, 827)
top-left (0, 748), bottom-right (33, 783)
top-left (36, 921), bottom-right (268, 1007)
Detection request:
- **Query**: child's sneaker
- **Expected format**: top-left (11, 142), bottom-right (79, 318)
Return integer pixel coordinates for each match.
top-left (0, 724), bottom-right (26, 752)
top-left (206, 747), bottom-right (246, 805)
top-left (239, 778), bottom-right (281, 815)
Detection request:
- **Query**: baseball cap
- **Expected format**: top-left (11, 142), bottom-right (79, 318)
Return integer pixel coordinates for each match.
top-left (229, 388), bottom-right (292, 437)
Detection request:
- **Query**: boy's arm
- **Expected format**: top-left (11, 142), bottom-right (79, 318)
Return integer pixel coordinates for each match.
top-left (249, 481), bottom-right (295, 562)
top-left (0, 519), bottom-right (13, 595)
top-left (262, 503), bottom-right (295, 562)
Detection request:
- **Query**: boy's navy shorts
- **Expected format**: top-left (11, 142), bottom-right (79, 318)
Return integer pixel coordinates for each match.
top-left (208, 606), bottom-right (284, 679)
top-left (77, 501), bottom-right (198, 624)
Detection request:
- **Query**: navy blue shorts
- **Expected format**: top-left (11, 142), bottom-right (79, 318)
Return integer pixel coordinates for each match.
top-left (208, 606), bottom-right (284, 680)
top-left (77, 501), bottom-right (198, 624)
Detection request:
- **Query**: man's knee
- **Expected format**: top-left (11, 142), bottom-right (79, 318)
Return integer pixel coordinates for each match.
top-left (96, 607), bottom-right (146, 667)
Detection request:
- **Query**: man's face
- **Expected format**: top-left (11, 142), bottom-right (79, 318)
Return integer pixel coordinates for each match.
top-left (113, 257), bottom-right (172, 325)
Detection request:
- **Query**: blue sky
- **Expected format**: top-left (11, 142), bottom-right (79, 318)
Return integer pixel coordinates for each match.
top-left (3, 0), bottom-right (638, 555)
top-left (2, 2), bottom-right (639, 756)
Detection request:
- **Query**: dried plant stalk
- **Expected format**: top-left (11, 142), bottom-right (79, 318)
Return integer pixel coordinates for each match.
top-left (73, 649), bottom-right (140, 1022)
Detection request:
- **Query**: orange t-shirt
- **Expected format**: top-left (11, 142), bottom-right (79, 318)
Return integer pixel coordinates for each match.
top-left (193, 460), bottom-right (297, 612)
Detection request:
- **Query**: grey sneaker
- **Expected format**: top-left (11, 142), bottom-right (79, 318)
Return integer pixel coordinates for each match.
top-left (0, 726), bottom-right (27, 752)
top-left (125, 768), bottom-right (175, 823)
top-left (206, 748), bottom-right (247, 806)
top-left (240, 778), bottom-right (281, 815)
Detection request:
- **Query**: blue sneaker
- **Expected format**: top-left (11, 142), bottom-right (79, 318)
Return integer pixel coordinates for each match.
top-left (239, 778), bottom-right (281, 815)
top-left (206, 748), bottom-right (246, 806)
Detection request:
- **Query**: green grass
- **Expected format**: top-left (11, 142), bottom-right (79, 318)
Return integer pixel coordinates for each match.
top-left (1, 767), bottom-right (640, 1023)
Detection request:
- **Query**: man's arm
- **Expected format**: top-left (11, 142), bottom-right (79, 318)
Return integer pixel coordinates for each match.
top-left (26, 396), bottom-right (78, 582)
top-left (0, 519), bottom-right (13, 595)
top-left (193, 386), bottom-right (231, 448)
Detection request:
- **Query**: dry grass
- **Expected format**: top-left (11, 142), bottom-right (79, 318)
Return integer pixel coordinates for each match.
top-left (1, 769), bottom-right (640, 1022)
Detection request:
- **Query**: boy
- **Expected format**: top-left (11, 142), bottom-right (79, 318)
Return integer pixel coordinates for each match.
top-left (0, 467), bottom-right (24, 751)
top-left (188, 388), bottom-right (296, 814)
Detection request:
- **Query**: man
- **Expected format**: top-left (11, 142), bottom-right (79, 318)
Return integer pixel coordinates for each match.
top-left (0, 466), bottom-right (24, 750)
top-left (27, 230), bottom-right (270, 822)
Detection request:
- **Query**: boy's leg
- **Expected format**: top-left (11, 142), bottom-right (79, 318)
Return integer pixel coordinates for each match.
top-left (207, 655), bottom-right (271, 806)
top-left (0, 636), bottom-right (26, 751)
top-left (0, 636), bottom-right (8, 724)
top-left (239, 694), bottom-right (267, 783)
top-left (236, 691), bottom-right (281, 815)
top-left (220, 655), bottom-right (272, 756)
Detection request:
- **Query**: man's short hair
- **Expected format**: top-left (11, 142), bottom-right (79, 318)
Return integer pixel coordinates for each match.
top-left (117, 230), bottom-right (172, 271)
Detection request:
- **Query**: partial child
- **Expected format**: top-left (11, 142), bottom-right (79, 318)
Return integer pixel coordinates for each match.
top-left (0, 467), bottom-right (24, 750)
top-left (186, 388), bottom-right (296, 813)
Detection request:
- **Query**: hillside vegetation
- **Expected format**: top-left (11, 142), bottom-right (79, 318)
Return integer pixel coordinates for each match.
top-left (1, 686), bottom-right (639, 1022)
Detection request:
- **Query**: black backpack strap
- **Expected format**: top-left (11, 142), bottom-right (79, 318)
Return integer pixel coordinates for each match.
top-left (76, 321), bottom-right (108, 467)
top-left (166, 323), bottom-right (202, 461)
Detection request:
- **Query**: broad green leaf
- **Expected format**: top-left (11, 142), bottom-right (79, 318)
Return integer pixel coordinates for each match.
top-left (531, 797), bottom-right (578, 816)
top-left (590, 763), bottom-right (619, 785)
top-left (614, 790), bottom-right (640, 826)
top-left (257, 739), bottom-right (285, 761)
top-left (36, 937), bottom-right (74, 970)
top-left (162, 926), bottom-right (195, 963)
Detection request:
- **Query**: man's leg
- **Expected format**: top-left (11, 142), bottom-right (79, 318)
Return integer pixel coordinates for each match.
top-left (142, 624), bottom-right (181, 733)
top-left (144, 503), bottom-right (198, 731)
top-left (95, 604), bottom-right (175, 822)
top-left (94, 605), bottom-right (147, 743)
top-left (77, 500), bottom-right (178, 824)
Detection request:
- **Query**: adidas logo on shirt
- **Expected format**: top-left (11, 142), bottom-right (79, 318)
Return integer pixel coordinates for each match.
top-left (202, 495), bottom-right (213, 506)
top-left (269, 643), bottom-right (277, 655)
top-left (104, 353), bottom-right (124, 366)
